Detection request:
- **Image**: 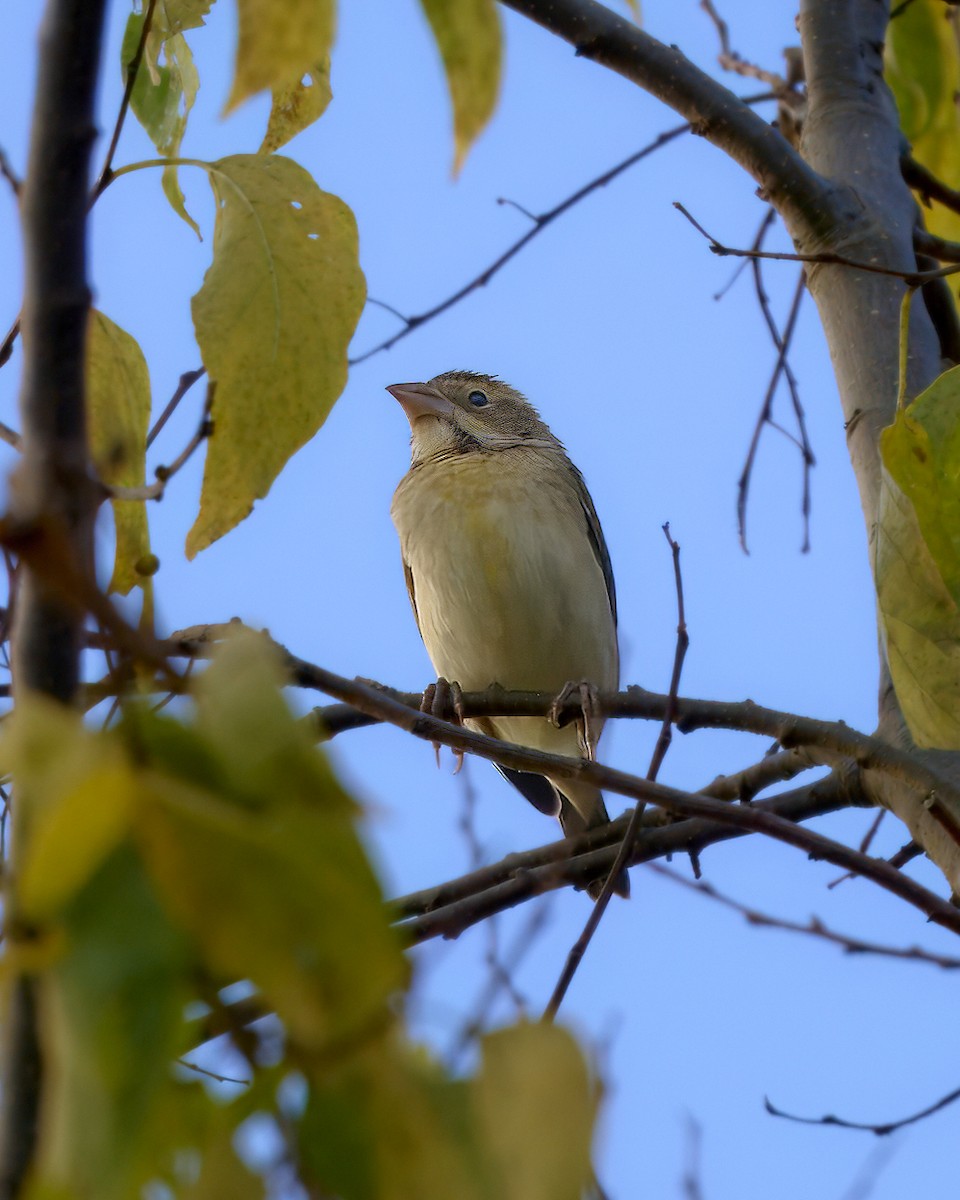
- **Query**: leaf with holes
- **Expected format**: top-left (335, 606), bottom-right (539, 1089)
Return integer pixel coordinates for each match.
top-left (260, 58), bottom-right (332, 153)
top-left (228, 0), bottom-right (335, 113)
top-left (186, 155), bottom-right (365, 556)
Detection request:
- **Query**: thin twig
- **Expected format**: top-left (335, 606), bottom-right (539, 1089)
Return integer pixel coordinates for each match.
top-left (765, 1082), bottom-right (960, 1136)
top-left (700, 0), bottom-right (789, 90)
top-left (0, 425), bottom-right (22, 453)
top-left (349, 92), bottom-right (779, 367)
top-left (91, 0), bottom-right (158, 201)
top-left (106, 381), bottom-right (214, 501)
top-left (542, 528), bottom-right (688, 1022)
top-left (146, 367), bottom-right (205, 448)
top-left (674, 201), bottom-right (960, 284)
top-left (826, 808), bottom-right (887, 889)
top-left (349, 120), bottom-right (694, 364)
top-left (0, 316), bottom-right (21, 370)
top-left (737, 265), bottom-right (808, 552)
top-left (903, 154), bottom-right (960, 218)
top-left (649, 862), bottom-right (960, 969)
top-left (0, 148), bottom-right (21, 199)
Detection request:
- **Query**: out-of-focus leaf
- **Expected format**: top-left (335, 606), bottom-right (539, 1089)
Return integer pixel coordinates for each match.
top-left (878, 366), bottom-right (960, 747)
top-left (86, 310), bottom-right (152, 596)
top-left (887, 2), bottom-right (960, 248)
top-left (227, 0), bottom-right (335, 113)
top-left (300, 1042), bottom-right (487, 1200)
top-left (186, 155), bottom-right (365, 556)
top-left (260, 59), bottom-right (332, 154)
top-left (298, 1023), bottom-right (597, 1200)
top-left (473, 1023), bottom-right (596, 1200)
top-left (418, 0), bottom-right (501, 172)
top-left (136, 635), bottom-right (406, 1047)
top-left (29, 846), bottom-right (194, 1200)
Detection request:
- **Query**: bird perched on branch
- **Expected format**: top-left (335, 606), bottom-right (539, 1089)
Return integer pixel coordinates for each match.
top-left (388, 370), bottom-right (629, 900)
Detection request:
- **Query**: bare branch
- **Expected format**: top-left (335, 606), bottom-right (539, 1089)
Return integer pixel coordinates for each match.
top-left (674, 201), bottom-right (960, 284)
top-left (105, 381), bottom-right (215, 502)
top-left (902, 153), bottom-right (960, 218)
top-left (649, 862), bottom-right (960, 969)
top-left (498, 0), bottom-right (842, 238)
top-left (146, 367), bottom-right (205, 448)
top-left (700, 0), bottom-right (789, 91)
top-left (765, 1082), bottom-right (960, 1136)
top-left (738, 265), bottom-right (808, 552)
top-left (3, 0), bottom-right (109, 1190)
top-left (91, 0), bottom-right (158, 201)
top-left (350, 119), bottom-right (693, 364)
top-left (0, 148), bottom-right (21, 199)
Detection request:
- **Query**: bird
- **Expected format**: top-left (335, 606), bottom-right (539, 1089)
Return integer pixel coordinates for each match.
top-left (388, 370), bottom-right (629, 900)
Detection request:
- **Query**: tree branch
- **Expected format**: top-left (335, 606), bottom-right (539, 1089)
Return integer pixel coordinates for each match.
top-left (498, 0), bottom-right (847, 239)
top-left (2, 1), bottom-right (108, 1194)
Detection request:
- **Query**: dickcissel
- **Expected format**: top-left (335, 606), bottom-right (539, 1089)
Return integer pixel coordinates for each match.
top-left (389, 371), bottom-right (629, 899)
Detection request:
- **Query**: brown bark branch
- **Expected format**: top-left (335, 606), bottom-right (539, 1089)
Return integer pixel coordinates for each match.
top-left (2, 1), bottom-right (108, 1194)
top-left (498, 0), bottom-right (849, 240)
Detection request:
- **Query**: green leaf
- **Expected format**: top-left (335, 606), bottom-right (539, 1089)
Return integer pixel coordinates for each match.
top-left (28, 845), bottom-right (194, 1200)
top-left (186, 155), bottom-right (365, 556)
top-left (877, 368), bottom-right (960, 747)
top-left (122, 3), bottom-right (212, 235)
top-left (260, 59), bottom-right (332, 154)
top-left (418, 0), bottom-right (502, 172)
top-left (473, 1023), bottom-right (596, 1200)
top-left (887, 1), bottom-right (960, 247)
top-left (86, 310), bottom-right (153, 596)
top-left (227, 0), bottom-right (336, 113)
top-left (136, 635), bottom-right (406, 1047)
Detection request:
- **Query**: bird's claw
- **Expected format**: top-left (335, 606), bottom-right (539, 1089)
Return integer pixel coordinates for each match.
top-left (549, 680), bottom-right (602, 762)
top-left (421, 677), bottom-right (465, 771)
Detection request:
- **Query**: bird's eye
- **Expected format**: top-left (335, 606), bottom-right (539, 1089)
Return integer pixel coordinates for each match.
top-left (468, 389), bottom-right (489, 407)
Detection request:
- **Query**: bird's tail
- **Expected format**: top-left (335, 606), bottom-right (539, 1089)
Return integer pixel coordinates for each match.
top-left (555, 781), bottom-right (630, 900)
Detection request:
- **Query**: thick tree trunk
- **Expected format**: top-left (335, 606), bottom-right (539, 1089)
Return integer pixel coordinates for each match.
top-left (0, 1), bottom-right (106, 1193)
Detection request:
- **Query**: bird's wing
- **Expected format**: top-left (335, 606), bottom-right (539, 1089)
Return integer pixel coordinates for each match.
top-left (494, 764), bottom-right (561, 816)
top-left (570, 463), bottom-right (618, 627)
top-left (401, 556), bottom-right (423, 638)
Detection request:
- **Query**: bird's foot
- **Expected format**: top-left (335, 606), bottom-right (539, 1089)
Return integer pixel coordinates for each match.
top-left (421, 676), bottom-right (465, 771)
top-left (549, 679), bottom-right (602, 761)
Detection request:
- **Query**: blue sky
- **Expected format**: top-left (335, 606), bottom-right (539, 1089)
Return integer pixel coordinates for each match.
top-left (2, 2), bottom-right (957, 1197)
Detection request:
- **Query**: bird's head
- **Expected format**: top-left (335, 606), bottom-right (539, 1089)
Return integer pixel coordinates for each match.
top-left (387, 371), bottom-right (558, 463)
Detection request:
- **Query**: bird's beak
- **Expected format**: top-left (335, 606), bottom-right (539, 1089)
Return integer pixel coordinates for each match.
top-left (386, 382), bottom-right (455, 423)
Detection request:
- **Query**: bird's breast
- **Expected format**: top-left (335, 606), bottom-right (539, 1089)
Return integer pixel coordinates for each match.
top-left (391, 450), bottom-right (618, 695)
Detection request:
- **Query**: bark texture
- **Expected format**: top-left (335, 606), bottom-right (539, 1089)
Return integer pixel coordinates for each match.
top-left (0, 1), bottom-right (107, 1194)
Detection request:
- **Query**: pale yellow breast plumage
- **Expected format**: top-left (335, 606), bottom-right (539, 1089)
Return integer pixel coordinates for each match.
top-left (391, 446), bottom-right (618, 756)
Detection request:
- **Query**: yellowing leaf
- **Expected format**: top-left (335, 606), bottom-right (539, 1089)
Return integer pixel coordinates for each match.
top-left (887, 2), bottom-right (960, 248)
top-left (227, 0), bottom-right (335, 113)
top-left (473, 1024), bottom-right (596, 1200)
top-left (260, 59), bottom-right (332, 154)
top-left (19, 761), bottom-right (136, 923)
top-left (882, 364), bottom-right (960, 604)
top-left (136, 637), bottom-right (405, 1047)
top-left (419, 0), bottom-right (502, 172)
top-left (875, 467), bottom-right (960, 748)
top-left (187, 155), bottom-right (365, 556)
top-left (86, 310), bottom-right (152, 595)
